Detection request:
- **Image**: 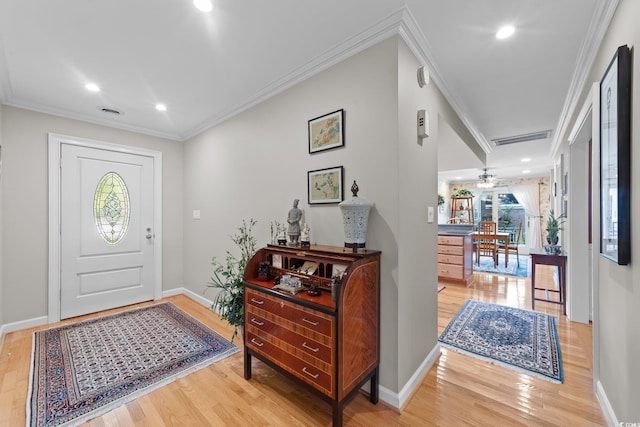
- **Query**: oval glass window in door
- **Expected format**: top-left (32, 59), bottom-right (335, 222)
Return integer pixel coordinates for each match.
top-left (94, 172), bottom-right (130, 244)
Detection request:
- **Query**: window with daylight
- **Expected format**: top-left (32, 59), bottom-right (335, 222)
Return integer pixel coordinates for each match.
top-left (94, 172), bottom-right (130, 244)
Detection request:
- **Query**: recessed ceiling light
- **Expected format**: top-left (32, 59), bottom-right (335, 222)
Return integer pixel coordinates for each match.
top-left (193, 0), bottom-right (213, 12)
top-left (85, 83), bottom-right (100, 92)
top-left (522, 170), bottom-right (531, 174)
top-left (455, 176), bottom-right (462, 180)
top-left (521, 157), bottom-right (531, 162)
top-left (496, 25), bottom-right (515, 40)
top-left (155, 103), bottom-right (167, 111)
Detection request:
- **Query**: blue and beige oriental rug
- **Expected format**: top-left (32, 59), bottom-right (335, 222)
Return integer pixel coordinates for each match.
top-left (473, 254), bottom-right (530, 277)
top-left (438, 299), bottom-right (563, 383)
top-left (27, 302), bottom-right (238, 427)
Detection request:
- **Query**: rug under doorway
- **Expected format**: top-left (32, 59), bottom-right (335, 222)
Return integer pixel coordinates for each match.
top-left (27, 302), bottom-right (238, 427)
top-left (438, 299), bottom-right (563, 383)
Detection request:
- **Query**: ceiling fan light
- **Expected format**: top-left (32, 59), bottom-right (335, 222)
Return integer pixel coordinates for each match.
top-left (477, 180), bottom-right (495, 189)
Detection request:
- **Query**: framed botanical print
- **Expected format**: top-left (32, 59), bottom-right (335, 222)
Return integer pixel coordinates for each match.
top-left (599, 45), bottom-right (631, 265)
top-left (307, 166), bottom-right (343, 204)
top-left (308, 109), bottom-right (344, 153)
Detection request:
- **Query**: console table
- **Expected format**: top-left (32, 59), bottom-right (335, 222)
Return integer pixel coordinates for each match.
top-left (530, 248), bottom-right (566, 315)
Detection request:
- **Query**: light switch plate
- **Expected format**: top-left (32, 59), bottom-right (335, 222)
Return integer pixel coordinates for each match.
top-left (192, 210), bottom-right (201, 220)
top-left (427, 206), bottom-right (434, 223)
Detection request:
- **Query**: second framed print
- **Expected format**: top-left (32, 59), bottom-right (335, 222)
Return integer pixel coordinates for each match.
top-left (308, 109), bottom-right (344, 153)
top-left (308, 166), bottom-right (343, 204)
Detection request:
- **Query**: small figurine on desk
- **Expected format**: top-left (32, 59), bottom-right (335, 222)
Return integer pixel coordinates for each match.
top-left (277, 223), bottom-right (287, 245)
top-left (300, 223), bottom-right (310, 247)
top-left (270, 221), bottom-right (280, 244)
top-left (287, 199), bottom-right (302, 245)
top-left (258, 262), bottom-right (270, 281)
top-left (306, 284), bottom-right (320, 297)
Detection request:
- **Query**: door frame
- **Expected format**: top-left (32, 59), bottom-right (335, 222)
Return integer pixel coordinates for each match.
top-left (567, 83), bottom-right (600, 385)
top-left (48, 133), bottom-right (163, 323)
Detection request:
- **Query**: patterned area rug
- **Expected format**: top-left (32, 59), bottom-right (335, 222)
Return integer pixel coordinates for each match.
top-left (27, 302), bottom-right (238, 427)
top-left (438, 300), bottom-right (563, 383)
top-left (473, 254), bottom-right (529, 277)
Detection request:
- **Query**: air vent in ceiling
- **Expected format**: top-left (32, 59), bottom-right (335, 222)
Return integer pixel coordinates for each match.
top-left (97, 106), bottom-right (123, 115)
top-left (492, 130), bottom-right (551, 146)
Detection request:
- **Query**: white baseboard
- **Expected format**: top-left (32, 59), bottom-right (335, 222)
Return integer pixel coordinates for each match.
top-left (0, 289), bottom-right (215, 343)
top-left (168, 286), bottom-right (441, 410)
top-left (163, 287), bottom-right (221, 314)
top-left (376, 343), bottom-right (441, 409)
top-left (595, 380), bottom-right (619, 427)
top-left (2, 288), bottom-right (440, 413)
top-left (397, 343), bottom-right (441, 408)
top-left (0, 315), bottom-right (48, 342)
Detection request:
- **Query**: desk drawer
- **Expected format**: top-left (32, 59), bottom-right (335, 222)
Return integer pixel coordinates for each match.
top-left (438, 245), bottom-right (464, 256)
top-left (246, 289), bottom-right (333, 338)
top-left (245, 312), bottom-right (333, 364)
top-left (438, 263), bottom-right (463, 280)
top-left (438, 235), bottom-right (464, 246)
top-left (246, 331), bottom-right (333, 396)
top-left (438, 254), bottom-right (463, 265)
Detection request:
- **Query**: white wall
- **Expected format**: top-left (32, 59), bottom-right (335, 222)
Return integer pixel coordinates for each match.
top-left (183, 36), bottom-right (402, 391)
top-left (0, 104), bottom-right (4, 329)
top-left (1, 106), bottom-right (184, 323)
top-left (182, 35), bottom-right (482, 396)
top-left (558, 0), bottom-right (639, 421)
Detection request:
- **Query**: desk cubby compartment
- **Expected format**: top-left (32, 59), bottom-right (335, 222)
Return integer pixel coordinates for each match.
top-left (243, 244), bottom-right (381, 427)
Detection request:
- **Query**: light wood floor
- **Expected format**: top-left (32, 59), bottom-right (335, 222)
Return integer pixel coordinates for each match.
top-left (0, 266), bottom-right (605, 426)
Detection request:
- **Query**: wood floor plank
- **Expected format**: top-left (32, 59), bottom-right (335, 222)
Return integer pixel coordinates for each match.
top-left (0, 267), bottom-right (605, 426)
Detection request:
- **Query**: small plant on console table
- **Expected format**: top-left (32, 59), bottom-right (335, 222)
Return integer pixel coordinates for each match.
top-left (206, 218), bottom-right (257, 342)
top-left (544, 209), bottom-right (565, 254)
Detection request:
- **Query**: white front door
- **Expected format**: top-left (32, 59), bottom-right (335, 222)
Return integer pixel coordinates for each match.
top-left (59, 143), bottom-right (156, 319)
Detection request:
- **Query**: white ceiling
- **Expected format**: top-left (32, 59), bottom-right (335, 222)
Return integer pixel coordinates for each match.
top-left (0, 0), bottom-right (614, 181)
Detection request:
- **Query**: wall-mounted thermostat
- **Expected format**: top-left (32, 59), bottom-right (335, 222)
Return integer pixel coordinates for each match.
top-left (418, 109), bottom-right (429, 139)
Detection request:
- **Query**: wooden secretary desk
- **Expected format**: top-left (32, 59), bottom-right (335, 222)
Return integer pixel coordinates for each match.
top-left (242, 244), bottom-right (381, 426)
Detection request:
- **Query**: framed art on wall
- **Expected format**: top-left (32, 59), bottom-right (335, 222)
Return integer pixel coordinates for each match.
top-left (600, 45), bottom-right (631, 265)
top-left (308, 109), bottom-right (344, 153)
top-left (307, 166), bottom-right (343, 204)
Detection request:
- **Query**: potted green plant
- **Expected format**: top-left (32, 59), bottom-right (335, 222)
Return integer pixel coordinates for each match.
top-left (544, 209), bottom-right (565, 254)
top-left (206, 218), bottom-right (257, 342)
top-left (451, 188), bottom-right (474, 198)
top-left (438, 194), bottom-right (445, 206)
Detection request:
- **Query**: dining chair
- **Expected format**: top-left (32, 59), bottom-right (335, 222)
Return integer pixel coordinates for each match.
top-left (476, 220), bottom-right (498, 267)
top-left (497, 223), bottom-right (522, 267)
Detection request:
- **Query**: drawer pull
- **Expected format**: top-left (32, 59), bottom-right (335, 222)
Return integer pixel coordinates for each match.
top-left (302, 317), bottom-right (320, 326)
top-left (250, 338), bottom-right (264, 347)
top-left (442, 269), bottom-right (449, 273)
top-left (302, 367), bottom-right (319, 379)
top-left (250, 318), bottom-right (264, 326)
top-left (250, 298), bottom-right (265, 305)
top-left (302, 342), bottom-right (320, 353)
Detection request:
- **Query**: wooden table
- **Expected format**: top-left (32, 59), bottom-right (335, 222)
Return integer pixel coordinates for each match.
top-left (530, 248), bottom-right (567, 315)
top-left (472, 231), bottom-right (511, 267)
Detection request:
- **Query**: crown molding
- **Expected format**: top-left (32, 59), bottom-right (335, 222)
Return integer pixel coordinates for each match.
top-left (397, 8), bottom-right (492, 154)
top-left (184, 5), bottom-right (490, 154)
top-left (0, 38), bottom-right (12, 103)
top-left (183, 7), bottom-right (410, 140)
top-left (3, 100), bottom-right (182, 141)
top-left (550, 0), bottom-right (620, 158)
top-left (1, 5), bottom-right (491, 149)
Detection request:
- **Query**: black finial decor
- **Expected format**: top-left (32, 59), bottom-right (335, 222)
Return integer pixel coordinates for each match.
top-left (351, 180), bottom-right (359, 197)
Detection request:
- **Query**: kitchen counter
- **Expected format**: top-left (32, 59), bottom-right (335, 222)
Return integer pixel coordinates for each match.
top-left (438, 224), bottom-right (473, 235)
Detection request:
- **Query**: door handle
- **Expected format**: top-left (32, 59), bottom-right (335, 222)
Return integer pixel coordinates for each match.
top-left (146, 227), bottom-right (154, 240)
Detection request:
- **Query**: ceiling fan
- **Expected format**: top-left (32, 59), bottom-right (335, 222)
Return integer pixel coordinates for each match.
top-left (477, 168), bottom-right (496, 189)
